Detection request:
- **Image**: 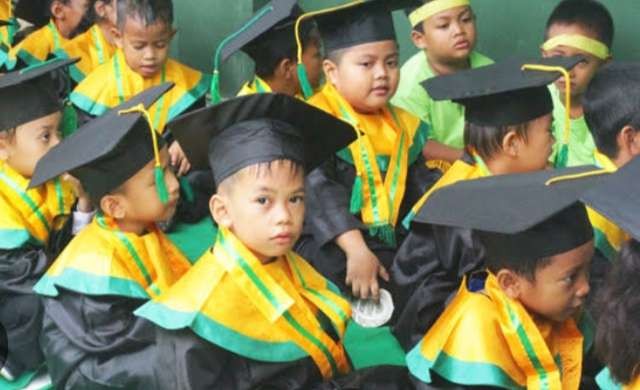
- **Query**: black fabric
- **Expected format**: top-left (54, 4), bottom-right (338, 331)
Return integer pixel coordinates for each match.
top-left (14, 0), bottom-right (50, 27)
top-left (0, 216), bottom-right (73, 377)
top-left (422, 56), bottom-right (583, 127)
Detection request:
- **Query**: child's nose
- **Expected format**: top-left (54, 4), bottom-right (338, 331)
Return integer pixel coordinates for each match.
top-left (274, 203), bottom-right (292, 224)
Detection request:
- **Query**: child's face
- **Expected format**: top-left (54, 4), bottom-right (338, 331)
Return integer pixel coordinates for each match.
top-left (53, 0), bottom-right (91, 38)
top-left (299, 38), bottom-right (323, 89)
top-left (108, 147), bottom-right (180, 232)
top-left (509, 114), bottom-right (554, 173)
top-left (543, 23), bottom-right (607, 99)
top-left (414, 6), bottom-right (476, 64)
top-left (213, 160), bottom-right (305, 262)
top-left (0, 112), bottom-right (62, 178)
top-left (516, 240), bottom-right (593, 323)
top-left (117, 16), bottom-right (175, 78)
top-left (324, 40), bottom-right (399, 114)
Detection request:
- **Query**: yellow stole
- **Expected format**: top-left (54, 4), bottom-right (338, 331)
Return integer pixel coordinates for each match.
top-left (403, 154), bottom-right (487, 227)
top-left (135, 227), bottom-right (352, 379)
top-left (70, 50), bottom-right (211, 133)
top-left (407, 272), bottom-right (586, 389)
top-left (59, 24), bottom-right (116, 83)
top-left (309, 83), bottom-right (428, 245)
top-left (588, 151), bottom-right (629, 261)
top-left (0, 161), bottom-right (75, 250)
top-left (237, 75), bottom-right (272, 96)
top-left (8, 20), bottom-right (67, 67)
top-left (34, 214), bottom-right (191, 300)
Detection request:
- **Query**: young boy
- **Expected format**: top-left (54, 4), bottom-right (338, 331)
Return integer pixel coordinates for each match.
top-left (406, 167), bottom-right (605, 388)
top-left (133, 93), bottom-right (362, 388)
top-left (391, 56), bottom-right (581, 349)
top-left (31, 84), bottom-right (193, 388)
top-left (0, 58), bottom-right (93, 382)
top-left (209, 0), bottom-right (322, 102)
top-left (392, 0), bottom-right (493, 164)
top-left (293, 0), bottom-right (438, 301)
top-left (541, 0), bottom-right (614, 168)
top-left (59, 0), bottom-right (118, 84)
top-left (70, 0), bottom-right (210, 174)
top-left (9, 0), bottom-right (92, 68)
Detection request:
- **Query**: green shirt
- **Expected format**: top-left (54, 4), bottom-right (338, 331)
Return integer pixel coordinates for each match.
top-left (391, 50), bottom-right (493, 149)
top-left (549, 84), bottom-right (597, 167)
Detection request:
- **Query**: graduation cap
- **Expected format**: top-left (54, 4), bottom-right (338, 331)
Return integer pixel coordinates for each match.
top-left (30, 83), bottom-right (175, 203)
top-left (14, 0), bottom-right (50, 27)
top-left (167, 92), bottom-right (356, 184)
top-left (423, 56), bottom-right (583, 127)
top-left (582, 157), bottom-right (640, 241)
top-left (209, 0), bottom-right (308, 103)
top-left (414, 166), bottom-right (610, 262)
top-left (0, 57), bottom-right (78, 131)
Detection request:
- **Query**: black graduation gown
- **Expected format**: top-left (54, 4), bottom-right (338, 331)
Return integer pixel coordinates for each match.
top-left (0, 218), bottom-right (73, 377)
top-left (295, 154), bottom-right (440, 296)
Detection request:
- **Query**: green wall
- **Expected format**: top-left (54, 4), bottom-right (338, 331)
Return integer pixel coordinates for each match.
top-left (172, 0), bottom-right (638, 98)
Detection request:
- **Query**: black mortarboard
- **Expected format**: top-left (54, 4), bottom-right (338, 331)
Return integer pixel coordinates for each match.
top-left (582, 157), bottom-right (640, 241)
top-left (0, 57), bottom-right (78, 131)
top-left (423, 56), bottom-right (583, 127)
top-left (167, 93), bottom-right (356, 184)
top-left (313, 0), bottom-right (410, 53)
top-left (14, 0), bottom-right (50, 27)
top-left (414, 167), bottom-right (610, 262)
top-left (30, 83), bottom-right (174, 202)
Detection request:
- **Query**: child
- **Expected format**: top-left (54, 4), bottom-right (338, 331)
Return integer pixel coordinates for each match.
top-left (541, 0), bottom-right (614, 168)
top-left (9, 0), bottom-right (92, 68)
top-left (210, 0), bottom-right (322, 102)
top-left (31, 84), bottom-right (193, 388)
top-left (293, 0), bottom-right (438, 301)
top-left (406, 167), bottom-right (604, 388)
top-left (0, 58), bottom-right (92, 382)
top-left (392, 0), bottom-right (493, 164)
top-left (133, 93), bottom-right (366, 388)
top-left (59, 0), bottom-right (118, 84)
top-left (391, 56), bottom-right (581, 349)
top-left (70, 0), bottom-right (211, 175)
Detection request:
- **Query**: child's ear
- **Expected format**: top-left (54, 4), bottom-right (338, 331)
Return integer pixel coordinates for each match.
top-left (322, 59), bottom-right (338, 86)
top-left (501, 129), bottom-right (521, 157)
top-left (50, 0), bottom-right (65, 21)
top-left (280, 58), bottom-right (296, 80)
top-left (496, 269), bottom-right (523, 299)
top-left (410, 29), bottom-right (427, 50)
top-left (210, 194), bottom-right (232, 229)
top-left (100, 194), bottom-right (126, 220)
top-left (618, 125), bottom-right (640, 157)
top-left (112, 26), bottom-right (123, 48)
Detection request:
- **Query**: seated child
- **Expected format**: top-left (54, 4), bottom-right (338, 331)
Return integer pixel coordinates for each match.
top-left (406, 167), bottom-right (604, 389)
top-left (31, 84), bottom-right (192, 388)
top-left (294, 0), bottom-right (439, 301)
top-left (59, 0), bottom-right (118, 84)
top-left (133, 93), bottom-right (364, 388)
top-left (70, 0), bottom-right (210, 175)
top-left (9, 0), bottom-right (92, 68)
top-left (541, 0), bottom-right (613, 168)
top-left (0, 58), bottom-right (92, 381)
top-left (392, 0), bottom-right (493, 164)
top-left (391, 56), bottom-right (581, 349)
top-left (209, 0), bottom-right (322, 102)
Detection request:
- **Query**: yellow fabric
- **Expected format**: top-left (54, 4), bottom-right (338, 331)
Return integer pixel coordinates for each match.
top-left (0, 161), bottom-right (75, 248)
top-left (310, 83), bottom-right (421, 229)
top-left (542, 34), bottom-right (610, 60)
top-left (43, 215), bottom-right (191, 298)
top-left (409, 0), bottom-right (470, 27)
top-left (0, 0), bottom-right (12, 46)
top-left (9, 20), bottom-right (67, 65)
top-left (148, 227), bottom-right (351, 378)
top-left (61, 24), bottom-right (116, 81)
top-left (414, 273), bottom-right (584, 389)
top-left (71, 50), bottom-right (208, 133)
top-left (237, 75), bottom-right (272, 96)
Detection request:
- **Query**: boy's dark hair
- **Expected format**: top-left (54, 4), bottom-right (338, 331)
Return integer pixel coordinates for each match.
top-left (595, 239), bottom-right (640, 385)
top-left (116, 0), bottom-right (174, 30)
top-left (545, 0), bottom-right (614, 49)
top-left (583, 62), bottom-right (640, 159)
top-left (217, 159), bottom-right (304, 193)
top-left (464, 122), bottom-right (529, 161)
top-left (486, 255), bottom-right (553, 281)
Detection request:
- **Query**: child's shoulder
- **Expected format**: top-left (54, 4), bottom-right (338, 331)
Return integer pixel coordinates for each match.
top-left (164, 57), bottom-right (208, 80)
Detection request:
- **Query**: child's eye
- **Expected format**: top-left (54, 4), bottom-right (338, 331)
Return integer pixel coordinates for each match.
top-left (562, 273), bottom-right (577, 285)
top-left (359, 62), bottom-right (372, 68)
top-left (132, 44), bottom-right (145, 50)
top-left (437, 24), bottom-right (449, 29)
top-left (290, 195), bottom-right (305, 204)
top-left (387, 59), bottom-right (398, 68)
top-left (155, 41), bottom-right (168, 49)
top-left (461, 16), bottom-right (473, 23)
top-left (255, 197), bottom-right (269, 205)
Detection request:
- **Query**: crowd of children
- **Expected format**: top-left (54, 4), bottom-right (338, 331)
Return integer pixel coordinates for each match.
top-left (1, 0), bottom-right (639, 389)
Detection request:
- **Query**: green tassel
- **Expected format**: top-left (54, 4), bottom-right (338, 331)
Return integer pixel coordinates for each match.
top-left (349, 175), bottom-right (363, 214)
top-left (296, 62), bottom-right (314, 100)
top-left (369, 225), bottom-right (396, 247)
top-left (62, 101), bottom-right (78, 138)
top-left (155, 166), bottom-right (169, 204)
top-left (179, 176), bottom-right (194, 203)
top-left (401, 211), bottom-right (415, 230)
top-left (210, 70), bottom-right (221, 105)
top-left (554, 144), bottom-right (569, 168)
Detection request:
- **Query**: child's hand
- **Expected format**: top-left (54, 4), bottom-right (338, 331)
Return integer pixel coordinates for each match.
top-left (169, 141), bottom-right (191, 176)
top-left (345, 247), bottom-right (389, 300)
top-left (63, 174), bottom-right (93, 212)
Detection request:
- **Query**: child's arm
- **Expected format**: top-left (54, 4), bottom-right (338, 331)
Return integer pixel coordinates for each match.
top-left (336, 229), bottom-right (389, 300)
top-left (423, 140), bottom-right (464, 163)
